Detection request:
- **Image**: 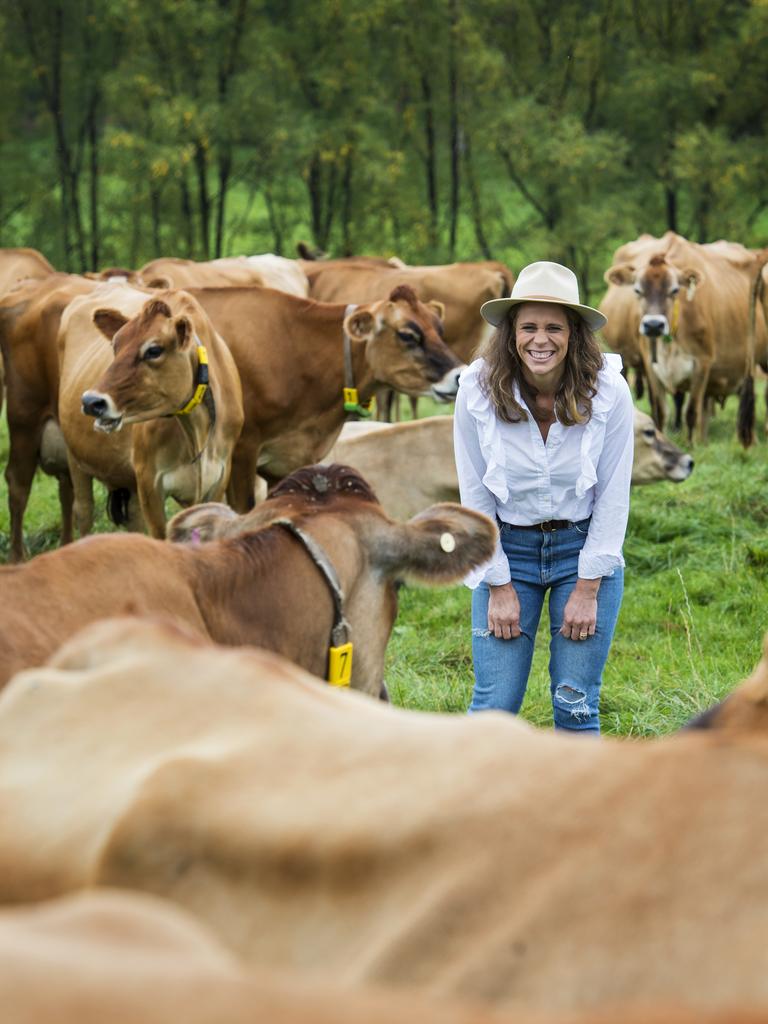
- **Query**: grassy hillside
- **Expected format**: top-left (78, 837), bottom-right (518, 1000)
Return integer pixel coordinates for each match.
top-left (1, 395), bottom-right (766, 736)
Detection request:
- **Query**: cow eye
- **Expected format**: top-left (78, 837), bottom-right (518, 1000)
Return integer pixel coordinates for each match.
top-left (143, 344), bottom-right (164, 361)
top-left (669, 285), bottom-right (680, 297)
top-left (643, 428), bottom-right (656, 440)
top-left (633, 284), bottom-right (643, 296)
top-left (397, 329), bottom-right (421, 346)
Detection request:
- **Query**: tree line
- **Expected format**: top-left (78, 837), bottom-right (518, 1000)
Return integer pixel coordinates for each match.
top-left (1, 0), bottom-right (766, 300)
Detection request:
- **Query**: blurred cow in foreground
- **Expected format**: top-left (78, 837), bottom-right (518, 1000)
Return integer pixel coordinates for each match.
top-left (0, 615), bottom-right (767, 1015)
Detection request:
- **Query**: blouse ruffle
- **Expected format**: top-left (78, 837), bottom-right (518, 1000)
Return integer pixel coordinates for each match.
top-left (459, 353), bottom-right (624, 502)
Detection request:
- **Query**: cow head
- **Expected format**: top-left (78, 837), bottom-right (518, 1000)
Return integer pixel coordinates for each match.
top-left (167, 464), bottom-right (496, 697)
top-left (82, 296), bottom-right (204, 432)
top-left (343, 286), bottom-right (463, 401)
top-left (631, 409), bottom-right (694, 485)
top-left (606, 256), bottom-right (703, 360)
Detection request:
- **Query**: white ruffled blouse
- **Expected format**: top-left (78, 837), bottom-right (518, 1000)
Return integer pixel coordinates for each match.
top-left (453, 354), bottom-right (634, 588)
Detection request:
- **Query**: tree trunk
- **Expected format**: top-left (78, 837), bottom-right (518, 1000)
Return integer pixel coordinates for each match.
top-left (194, 142), bottom-right (211, 258)
top-left (464, 132), bottom-right (492, 259)
top-left (447, 0), bottom-right (460, 259)
top-left (87, 93), bottom-right (100, 270)
top-left (180, 172), bottom-right (196, 257)
top-left (665, 185), bottom-right (678, 233)
top-left (214, 148), bottom-right (232, 258)
top-left (420, 72), bottom-right (439, 251)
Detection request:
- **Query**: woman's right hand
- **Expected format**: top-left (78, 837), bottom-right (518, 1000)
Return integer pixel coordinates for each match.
top-left (487, 583), bottom-right (522, 639)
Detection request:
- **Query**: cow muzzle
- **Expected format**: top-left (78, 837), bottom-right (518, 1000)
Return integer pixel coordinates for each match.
top-left (640, 315), bottom-right (669, 338)
top-left (81, 390), bottom-right (124, 433)
top-left (430, 365), bottom-right (464, 402)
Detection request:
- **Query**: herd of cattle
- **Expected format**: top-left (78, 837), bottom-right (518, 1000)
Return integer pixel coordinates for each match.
top-left (0, 238), bottom-right (766, 1021)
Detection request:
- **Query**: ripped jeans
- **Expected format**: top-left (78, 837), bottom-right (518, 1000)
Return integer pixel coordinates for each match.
top-left (469, 519), bottom-right (624, 733)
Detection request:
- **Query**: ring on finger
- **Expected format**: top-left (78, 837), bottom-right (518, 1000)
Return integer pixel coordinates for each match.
top-left (579, 631), bottom-right (588, 640)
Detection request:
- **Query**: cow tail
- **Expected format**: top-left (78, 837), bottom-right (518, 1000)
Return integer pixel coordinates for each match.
top-left (107, 488), bottom-right (132, 526)
top-left (739, 259), bottom-right (766, 448)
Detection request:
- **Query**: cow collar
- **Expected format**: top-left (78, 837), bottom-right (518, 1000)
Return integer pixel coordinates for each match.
top-left (342, 304), bottom-right (374, 420)
top-left (171, 333), bottom-right (217, 466)
top-left (176, 334), bottom-right (211, 416)
top-left (272, 517), bottom-right (354, 688)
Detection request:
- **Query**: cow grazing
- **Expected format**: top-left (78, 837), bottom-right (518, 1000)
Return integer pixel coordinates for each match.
top-left (603, 232), bottom-right (768, 444)
top-left (139, 254), bottom-right (309, 296)
top-left (0, 464), bottom-right (495, 695)
top-left (0, 273), bottom-right (100, 560)
top-left (59, 286), bottom-right (244, 538)
top-left (2, 614), bottom-right (768, 1015)
top-left (186, 283), bottom-right (462, 511)
top-left (324, 410), bottom-right (692, 521)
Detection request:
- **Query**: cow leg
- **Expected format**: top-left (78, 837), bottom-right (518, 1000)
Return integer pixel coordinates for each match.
top-left (136, 483), bottom-right (167, 539)
top-left (57, 472), bottom-right (74, 546)
top-left (67, 456), bottom-right (95, 540)
top-left (227, 450), bottom-right (260, 512)
top-left (686, 363), bottom-right (712, 444)
top-left (409, 396), bottom-right (420, 420)
top-left (634, 365), bottom-right (645, 401)
top-left (672, 390), bottom-right (685, 431)
top-left (5, 426), bottom-right (43, 562)
top-left (375, 386), bottom-right (394, 422)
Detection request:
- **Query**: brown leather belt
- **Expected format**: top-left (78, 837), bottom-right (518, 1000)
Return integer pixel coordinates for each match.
top-left (507, 519), bottom-right (581, 532)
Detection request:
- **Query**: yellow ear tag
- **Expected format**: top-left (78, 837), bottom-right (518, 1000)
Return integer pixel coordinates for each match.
top-left (343, 386), bottom-right (360, 407)
top-left (328, 642), bottom-right (353, 687)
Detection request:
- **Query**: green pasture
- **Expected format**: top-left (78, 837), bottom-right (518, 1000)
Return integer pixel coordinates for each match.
top-left (1, 396), bottom-right (767, 737)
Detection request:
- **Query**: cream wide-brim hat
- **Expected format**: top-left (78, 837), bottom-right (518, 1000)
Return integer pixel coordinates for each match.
top-left (480, 261), bottom-right (607, 332)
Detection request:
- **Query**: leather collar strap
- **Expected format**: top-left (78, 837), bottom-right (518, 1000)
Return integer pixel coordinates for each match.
top-left (272, 518), bottom-right (351, 650)
top-left (176, 334), bottom-right (210, 416)
top-left (342, 304), bottom-right (373, 419)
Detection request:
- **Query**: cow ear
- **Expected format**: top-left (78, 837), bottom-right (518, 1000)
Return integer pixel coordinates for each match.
top-left (682, 268), bottom-right (704, 299)
top-left (367, 503), bottom-right (497, 583)
top-left (93, 308), bottom-right (129, 340)
top-left (175, 316), bottom-right (192, 348)
top-left (345, 309), bottom-right (376, 341)
top-left (167, 502), bottom-right (240, 543)
top-left (146, 276), bottom-right (172, 289)
top-left (604, 264), bottom-right (634, 286)
top-left (427, 299), bottom-right (446, 321)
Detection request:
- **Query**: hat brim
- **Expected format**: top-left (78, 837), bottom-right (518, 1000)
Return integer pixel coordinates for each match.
top-left (480, 296), bottom-right (607, 332)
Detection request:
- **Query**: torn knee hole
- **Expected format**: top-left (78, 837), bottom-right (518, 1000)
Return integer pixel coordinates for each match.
top-left (472, 628), bottom-right (493, 638)
top-left (555, 683), bottom-right (587, 705)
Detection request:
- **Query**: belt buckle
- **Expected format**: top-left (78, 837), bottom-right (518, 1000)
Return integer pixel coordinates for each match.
top-left (540, 520), bottom-right (554, 532)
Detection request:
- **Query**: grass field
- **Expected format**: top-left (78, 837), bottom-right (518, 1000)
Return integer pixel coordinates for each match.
top-left (1, 394), bottom-right (767, 737)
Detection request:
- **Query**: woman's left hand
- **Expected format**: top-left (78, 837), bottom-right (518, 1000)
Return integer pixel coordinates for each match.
top-left (560, 578), bottom-right (601, 642)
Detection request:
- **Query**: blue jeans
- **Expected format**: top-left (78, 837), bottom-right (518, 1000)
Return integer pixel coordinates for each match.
top-left (470, 519), bottom-right (624, 733)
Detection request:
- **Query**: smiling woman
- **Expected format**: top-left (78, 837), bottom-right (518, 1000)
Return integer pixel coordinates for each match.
top-left (453, 261), bottom-right (634, 734)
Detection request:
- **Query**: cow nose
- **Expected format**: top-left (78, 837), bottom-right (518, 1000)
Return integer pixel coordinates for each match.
top-left (81, 391), bottom-right (108, 418)
top-left (641, 315), bottom-right (668, 337)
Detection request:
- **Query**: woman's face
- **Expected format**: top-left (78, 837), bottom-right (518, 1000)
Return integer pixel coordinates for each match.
top-left (514, 301), bottom-right (571, 386)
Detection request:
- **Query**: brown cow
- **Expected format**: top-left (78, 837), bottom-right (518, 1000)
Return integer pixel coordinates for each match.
top-left (0, 464), bottom-right (495, 694)
top-left (0, 246), bottom-right (55, 298)
top-left (324, 409), bottom-right (692, 520)
top-left (2, 892), bottom-right (764, 1024)
top-left (139, 254), bottom-right (309, 296)
top-left (0, 248), bottom-right (56, 427)
top-left (187, 283), bottom-right (463, 511)
top-left (604, 232), bottom-right (768, 444)
top-left (302, 260), bottom-right (510, 364)
top-left (2, 613), bottom-right (768, 1015)
top-left (58, 286), bottom-right (244, 538)
top-left (0, 273), bottom-right (98, 560)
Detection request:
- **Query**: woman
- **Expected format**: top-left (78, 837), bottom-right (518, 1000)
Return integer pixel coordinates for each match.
top-left (453, 261), bottom-right (633, 733)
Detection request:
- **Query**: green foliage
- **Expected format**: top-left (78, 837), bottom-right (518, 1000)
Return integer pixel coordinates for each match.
top-left (2, 0), bottom-right (767, 278)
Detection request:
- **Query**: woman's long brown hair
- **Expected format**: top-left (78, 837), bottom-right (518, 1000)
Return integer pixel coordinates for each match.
top-left (479, 305), bottom-right (603, 425)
